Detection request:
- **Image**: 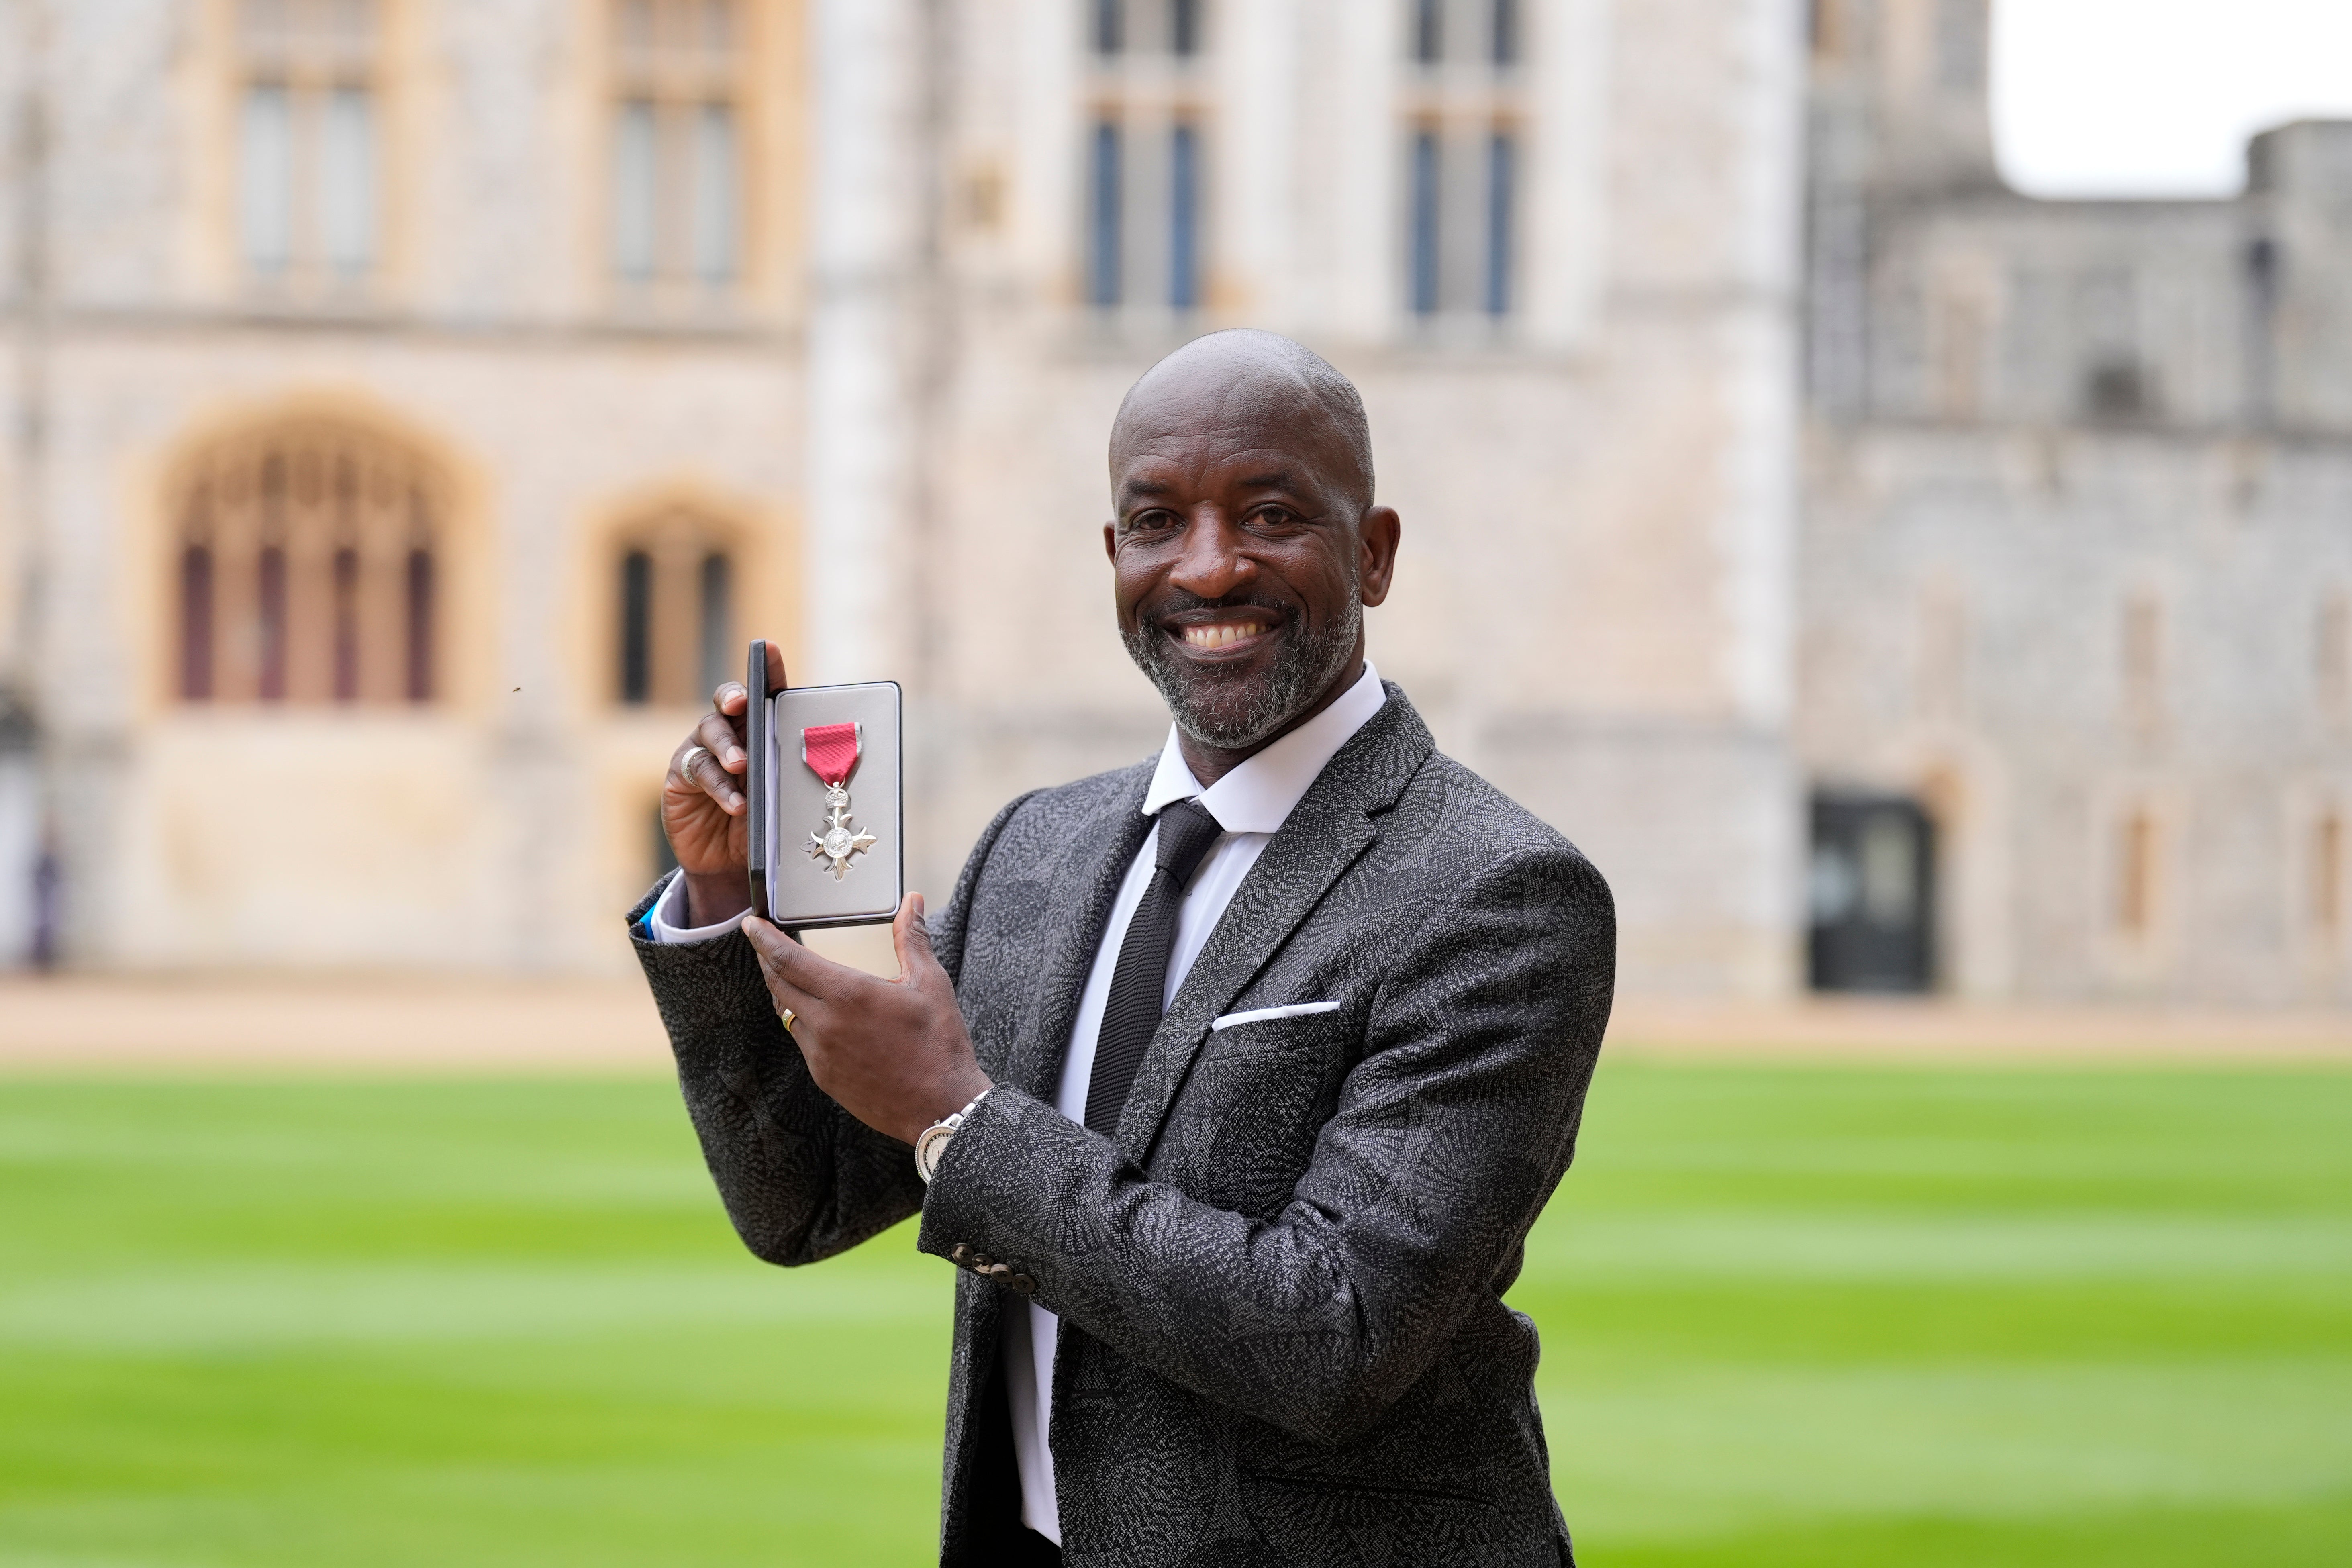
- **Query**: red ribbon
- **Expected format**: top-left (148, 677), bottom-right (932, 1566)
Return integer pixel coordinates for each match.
top-left (802, 723), bottom-right (861, 788)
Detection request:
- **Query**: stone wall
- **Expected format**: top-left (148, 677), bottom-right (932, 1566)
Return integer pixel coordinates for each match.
top-left (1801, 1), bottom-right (2352, 1002)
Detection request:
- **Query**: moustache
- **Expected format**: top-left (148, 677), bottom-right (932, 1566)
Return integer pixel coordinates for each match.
top-left (1142, 589), bottom-right (1298, 628)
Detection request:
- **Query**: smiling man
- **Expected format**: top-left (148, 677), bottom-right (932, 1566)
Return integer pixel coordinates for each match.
top-left (632, 330), bottom-right (1616, 1566)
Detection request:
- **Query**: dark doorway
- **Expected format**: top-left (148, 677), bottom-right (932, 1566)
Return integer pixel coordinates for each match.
top-left (1808, 793), bottom-right (1936, 992)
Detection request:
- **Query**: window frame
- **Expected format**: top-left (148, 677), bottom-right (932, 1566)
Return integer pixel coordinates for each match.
top-left (1398, 0), bottom-right (1527, 331)
top-left (608, 512), bottom-right (745, 710)
top-left (1081, 1), bottom-right (1213, 319)
top-left (231, 0), bottom-right (386, 293)
top-left (170, 421), bottom-right (449, 710)
top-left (606, 0), bottom-right (757, 301)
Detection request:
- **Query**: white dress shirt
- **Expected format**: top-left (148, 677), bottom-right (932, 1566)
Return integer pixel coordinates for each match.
top-left (1002, 662), bottom-right (1386, 1542)
top-left (645, 662), bottom-right (1389, 1545)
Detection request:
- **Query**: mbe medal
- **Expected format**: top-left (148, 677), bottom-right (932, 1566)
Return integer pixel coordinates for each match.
top-left (748, 666), bottom-right (902, 929)
top-left (802, 722), bottom-right (879, 880)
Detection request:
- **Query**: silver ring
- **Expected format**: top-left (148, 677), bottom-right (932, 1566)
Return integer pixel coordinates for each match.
top-left (679, 744), bottom-right (712, 783)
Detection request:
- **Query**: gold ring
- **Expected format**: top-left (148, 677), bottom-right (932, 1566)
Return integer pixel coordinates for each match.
top-left (779, 1007), bottom-right (796, 1034)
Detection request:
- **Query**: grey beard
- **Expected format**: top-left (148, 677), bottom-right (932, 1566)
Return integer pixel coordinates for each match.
top-left (1122, 594), bottom-right (1364, 752)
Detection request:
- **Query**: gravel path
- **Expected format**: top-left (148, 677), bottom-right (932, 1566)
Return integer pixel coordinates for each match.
top-left (4, 970), bottom-right (2348, 1069)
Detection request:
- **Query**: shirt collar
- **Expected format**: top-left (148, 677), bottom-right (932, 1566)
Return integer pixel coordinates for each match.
top-left (1141, 662), bottom-right (1387, 834)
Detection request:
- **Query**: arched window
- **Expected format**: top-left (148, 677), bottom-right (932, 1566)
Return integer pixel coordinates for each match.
top-left (2121, 592), bottom-right (2163, 729)
top-left (613, 512), bottom-right (736, 706)
top-left (2313, 810), bottom-right (2344, 936)
top-left (2116, 808), bottom-right (2159, 937)
top-left (175, 422), bottom-right (445, 705)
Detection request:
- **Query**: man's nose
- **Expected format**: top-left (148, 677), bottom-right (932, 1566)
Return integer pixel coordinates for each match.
top-left (1168, 510), bottom-right (1255, 600)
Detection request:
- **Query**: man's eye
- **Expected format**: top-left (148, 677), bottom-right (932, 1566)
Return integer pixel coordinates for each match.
top-left (1251, 507), bottom-right (1298, 528)
top-left (1127, 511), bottom-right (1181, 533)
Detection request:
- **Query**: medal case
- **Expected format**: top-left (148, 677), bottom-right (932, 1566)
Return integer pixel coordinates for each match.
top-left (745, 642), bottom-right (904, 928)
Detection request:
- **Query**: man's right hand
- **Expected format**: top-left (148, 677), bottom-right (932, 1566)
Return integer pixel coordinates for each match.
top-left (662, 639), bottom-right (788, 929)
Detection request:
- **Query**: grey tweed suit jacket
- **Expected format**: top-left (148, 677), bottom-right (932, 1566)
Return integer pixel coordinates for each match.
top-left (629, 686), bottom-right (1615, 1566)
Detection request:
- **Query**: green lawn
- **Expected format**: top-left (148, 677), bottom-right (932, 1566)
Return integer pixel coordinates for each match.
top-left (1, 1062), bottom-right (2347, 1566)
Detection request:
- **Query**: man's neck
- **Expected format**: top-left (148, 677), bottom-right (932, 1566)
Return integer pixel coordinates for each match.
top-left (1174, 655), bottom-right (1366, 788)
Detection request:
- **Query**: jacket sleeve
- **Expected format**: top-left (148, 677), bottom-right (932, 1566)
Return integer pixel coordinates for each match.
top-left (912, 841), bottom-right (1615, 1444)
top-left (630, 792), bottom-right (1033, 1267)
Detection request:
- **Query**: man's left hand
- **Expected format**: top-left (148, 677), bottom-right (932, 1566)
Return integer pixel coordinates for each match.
top-left (740, 895), bottom-right (993, 1147)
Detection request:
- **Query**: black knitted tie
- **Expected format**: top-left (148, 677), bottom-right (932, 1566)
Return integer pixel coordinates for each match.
top-left (1084, 798), bottom-right (1226, 1135)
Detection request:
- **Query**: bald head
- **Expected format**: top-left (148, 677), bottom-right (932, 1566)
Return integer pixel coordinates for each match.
top-left (1101, 328), bottom-right (1400, 768)
top-left (1110, 330), bottom-right (1375, 513)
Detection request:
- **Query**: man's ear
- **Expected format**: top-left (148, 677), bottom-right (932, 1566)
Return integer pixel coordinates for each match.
top-left (1104, 520), bottom-right (1119, 564)
top-left (1357, 506), bottom-right (1401, 608)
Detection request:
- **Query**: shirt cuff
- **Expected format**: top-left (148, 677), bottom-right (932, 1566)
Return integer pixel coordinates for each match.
top-left (644, 870), bottom-right (745, 945)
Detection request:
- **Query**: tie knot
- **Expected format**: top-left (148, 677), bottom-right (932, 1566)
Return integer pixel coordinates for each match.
top-left (1153, 798), bottom-right (1224, 886)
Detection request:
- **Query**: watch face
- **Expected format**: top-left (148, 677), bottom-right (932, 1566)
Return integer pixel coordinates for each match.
top-left (916, 1123), bottom-right (952, 1180)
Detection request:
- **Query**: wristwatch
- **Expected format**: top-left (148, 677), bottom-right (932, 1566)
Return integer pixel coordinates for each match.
top-left (915, 1090), bottom-right (990, 1184)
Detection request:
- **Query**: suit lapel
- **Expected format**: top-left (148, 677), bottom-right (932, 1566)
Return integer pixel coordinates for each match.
top-left (1003, 766), bottom-right (1155, 1100)
top-left (1112, 690), bottom-right (1435, 1165)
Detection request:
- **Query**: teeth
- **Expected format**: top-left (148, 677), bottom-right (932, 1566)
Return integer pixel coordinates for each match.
top-left (1182, 621), bottom-right (1266, 649)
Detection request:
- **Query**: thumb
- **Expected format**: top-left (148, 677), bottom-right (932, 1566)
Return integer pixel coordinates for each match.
top-left (892, 893), bottom-right (941, 982)
top-left (739, 914), bottom-right (788, 966)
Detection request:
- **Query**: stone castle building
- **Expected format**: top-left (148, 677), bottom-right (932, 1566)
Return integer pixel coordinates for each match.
top-left (0, 0), bottom-right (2340, 1004)
top-left (1801, 0), bottom-right (2352, 1004)
top-left (1, 0), bottom-right (817, 974)
top-left (0, 0), bottom-right (1804, 993)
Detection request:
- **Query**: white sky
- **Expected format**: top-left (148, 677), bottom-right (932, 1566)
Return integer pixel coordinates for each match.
top-left (1993, 0), bottom-right (2352, 197)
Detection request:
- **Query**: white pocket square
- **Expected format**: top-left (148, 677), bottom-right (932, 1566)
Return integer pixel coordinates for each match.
top-left (1211, 1001), bottom-right (1342, 1031)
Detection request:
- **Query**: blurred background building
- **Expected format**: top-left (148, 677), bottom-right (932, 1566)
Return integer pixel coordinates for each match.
top-left (0, 0), bottom-right (2342, 1005)
top-left (0, 0), bottom-right (812, 975)
top-left (1803, 0), bottom-right (2352, 1004)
